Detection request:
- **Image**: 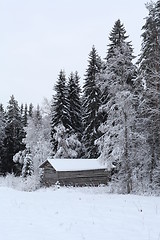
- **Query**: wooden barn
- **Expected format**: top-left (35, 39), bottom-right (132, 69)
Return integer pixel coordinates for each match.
top-left (39, 159), bottom-right (111, 187)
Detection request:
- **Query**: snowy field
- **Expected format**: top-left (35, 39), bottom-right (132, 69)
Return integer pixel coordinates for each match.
top-left (0, 185), bottom-right (160, 240)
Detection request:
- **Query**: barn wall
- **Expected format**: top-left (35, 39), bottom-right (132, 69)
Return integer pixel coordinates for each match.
top-left (41, 165), bottom-right (58, 187)
top-left (57, 169), bottom-right (110, 186)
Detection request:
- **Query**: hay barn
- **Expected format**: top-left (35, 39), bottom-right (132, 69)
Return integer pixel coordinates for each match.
top-left (39, 159), bottom-right (111, 187)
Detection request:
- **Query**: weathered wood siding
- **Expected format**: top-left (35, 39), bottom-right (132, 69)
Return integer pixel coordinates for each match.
top-left (58, 169), bottom-right (109, 186)
top-left (41, 166), bottom-right (110, 187)
top-left (41, 162), bottom-right (58, 187)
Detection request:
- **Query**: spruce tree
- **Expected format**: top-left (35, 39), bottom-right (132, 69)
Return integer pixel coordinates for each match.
top-left (74, 71), bottom-right (82, 97)
top-left (28, 103), bottom-right (34, 118)
top-left (34, 104), bottom-right (42, 126)
top-left (97, 20), bottom-right (137, 193)
top-left (68, 72), bottom-right (82, 135)
top-left (82, 45), bottom-right (102, 158)
top-left (51, 70), bottom-right (71, 155)
top-left (22, 103), bottom-right (28, 127)
top-left (3, 95), bottom-right (26, 173)
top-left (138, 1), bottom-right (160, 185)
top-left (106, 19), bottom-right (129, 60)
top-left (98, 19), bottom-right (132, 126)
top-left (0, 104), bottom-right (6, 174)
top-left (20, 104), bottom-right (24, 116)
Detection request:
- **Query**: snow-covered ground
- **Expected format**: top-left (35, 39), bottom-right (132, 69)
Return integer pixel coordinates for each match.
top-left (0, 185), bottom-right (160, 240)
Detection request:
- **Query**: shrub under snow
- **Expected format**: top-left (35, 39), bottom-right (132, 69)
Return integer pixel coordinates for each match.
top-left (0, 174), bottom-right (41, 192)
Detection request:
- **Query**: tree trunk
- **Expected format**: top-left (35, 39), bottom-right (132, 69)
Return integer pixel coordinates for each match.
top-left (124, 111), bottom-right (132, 194)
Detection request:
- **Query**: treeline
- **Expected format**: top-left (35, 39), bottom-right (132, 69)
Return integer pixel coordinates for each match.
top-left (0, 1), bottom-right (160, 194)
top-left (0, 99), bottom-right (45, 175)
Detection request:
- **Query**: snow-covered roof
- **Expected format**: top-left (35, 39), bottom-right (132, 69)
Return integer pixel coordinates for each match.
top-left (42, 159), bottom-right (108, 171)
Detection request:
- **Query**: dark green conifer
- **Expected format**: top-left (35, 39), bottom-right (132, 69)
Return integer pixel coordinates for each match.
top-left (82, 46), bottom-right (102, 158)
top-left (68, 72), bottom-right (82, 135)
top-left (28, 103), bottom-right (34, 118)
top-left (22, 103), bottom-right (28, 127)
top-left (3, 95), bottom-right (25, 173)
top-left (51, 70), bottom-right (71, 154)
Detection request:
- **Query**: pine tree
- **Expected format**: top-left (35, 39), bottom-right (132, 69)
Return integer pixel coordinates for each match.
top-left (138, 1), bottom-right (160, 185)
top-left (3, 95), bottom-right (26, 173)
top-left (82, 46), bottom-right (102, 158)
top-left (51, 70), bottom-right (71, 155)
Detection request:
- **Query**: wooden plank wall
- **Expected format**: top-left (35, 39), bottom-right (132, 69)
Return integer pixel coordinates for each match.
top-left (41, 166), bottom-right (110, 187)
top-left (58, 169), bottom-right (109, 186)
top-left (41, 166), bottom-right (58, 187)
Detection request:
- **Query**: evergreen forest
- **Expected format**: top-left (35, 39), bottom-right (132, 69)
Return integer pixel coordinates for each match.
top-left (0, 1), bottom-right (160, 194)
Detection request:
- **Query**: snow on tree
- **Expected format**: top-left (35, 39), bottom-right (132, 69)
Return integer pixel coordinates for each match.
top-left (28, 103), bottom-right (34, 118)
top-left (53, 124), bottom-right (81, 159)
top-left (96, 21), bottom-right (138, 193)
top-left (0, 104), bottom-right (6, 145)
top-left (51, 70), bottom-right (71, 155)
top-left (51, 70), bottom-right (82, 158)
top-left (74, 71), bottom-right (82, 98)
top-left (51, 70), bottom-right (71, 130)
top-left (3, 95), bottom-right (26, 174)
top-left (21, 153), bottom-right (34, 178)
top-left (12, 102), bottom-right (52, 179)
top-left (106, 19), bottom-right (130, 61)
top-left (20, 104), bottom-right (24, 116)
top-left (22, 103), bottom-right (28, 127)
top-left (67, 72), bottom-right (82, 136)
top-left (24, 104), bottom-right (52, 177)
top-left (137, 1), bottom-right (160, 186)
top-left (97, 88), bottom-right (139, 193)
top-left (82, 45), bottom-right (102, 158)
top-left (0, 104), bottom-right (6, 173)
top-left (13, 150), bottom-right (26, 165)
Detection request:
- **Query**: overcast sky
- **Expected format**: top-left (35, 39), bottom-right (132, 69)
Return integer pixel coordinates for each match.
top-left (0, 0), bottom-right (151, 107)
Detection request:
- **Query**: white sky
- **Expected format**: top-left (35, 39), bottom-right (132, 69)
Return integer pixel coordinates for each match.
top-left (0, 0), bottom-right (151, 107)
